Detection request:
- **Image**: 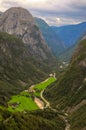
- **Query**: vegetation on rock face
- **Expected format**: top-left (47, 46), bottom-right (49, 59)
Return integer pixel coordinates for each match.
top-left (0, 109), bottom-right (65, 130)
top-left (45, 39), bottom-right (86, 108)
top-left (44, 39), bottom-right (86, 129)
top-left (58, 43), bottom-right (78, 62)
top-left (0, 31), bottom-right (65, 130)
top-left (0, 32), bottom-right (49, 105)
top-left (70, 105), bottom-right (86, 130)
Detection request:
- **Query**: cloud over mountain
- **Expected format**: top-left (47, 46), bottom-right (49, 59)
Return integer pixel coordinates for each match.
top-left (0, 0), bottom-right (86, 26)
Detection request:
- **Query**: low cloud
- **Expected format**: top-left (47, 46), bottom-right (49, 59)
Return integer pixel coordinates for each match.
top-left (0, 0), bottom-right (86, 26)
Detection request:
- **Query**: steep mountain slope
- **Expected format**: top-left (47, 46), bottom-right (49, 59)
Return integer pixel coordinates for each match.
top-left (0, 7), bottom-right (55, 63)
top-left (44, 38), bottom-right (86, 130)
top-left (45, 38), bottom-right (86, 108)
top-left (0, 109), bottom-right (65, 130)
top-left (58, 43), bottom-right (78, 62)
top-left (0, 32), bottom-right (48, 106)
top-left (0, 32), bottom-right (65, 130)
top-left (52, 22), bottom-right (86, 47)
top-left (35, 17), bottom-right (65, 56)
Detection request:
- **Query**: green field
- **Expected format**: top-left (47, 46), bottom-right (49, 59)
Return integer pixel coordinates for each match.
top-left (34, 77), bottom-right (56, 97)
top-left (8, 77), bottom-right (56, 112)
top-left (8, 95), bottom-right (38, 112)
top-left (35, 77), bottom-right (56, 90)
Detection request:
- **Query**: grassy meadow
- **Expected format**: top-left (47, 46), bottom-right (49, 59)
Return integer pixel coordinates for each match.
top-left (35, 77), bottom-right (56, 90)
top-left (7, 77), bottom-right (56, 112)
top-left (8, 95), bottom-right (39, 112)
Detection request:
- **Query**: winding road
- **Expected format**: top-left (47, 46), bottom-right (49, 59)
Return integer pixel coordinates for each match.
top-left (40, 90), bottom-right (50, 108)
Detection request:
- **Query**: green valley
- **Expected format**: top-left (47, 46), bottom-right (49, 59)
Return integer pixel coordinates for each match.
top-left (0, 5), bottom-right (86, 130)
top-left (7, 77), bottom-right (56, 112)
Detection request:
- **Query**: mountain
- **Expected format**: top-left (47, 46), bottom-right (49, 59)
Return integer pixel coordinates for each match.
top-left (52, 22), bottom-right (86, 47)
top-left (45, 37), bottom-right (86, 108)
top-left (0, 32), bottom-right (49, 106)
top-left (0, 33), bottom-right (65, 130)
top-left (44, 37), bottom-right (86, 130)
top-left (0, 7), bottom-right (60, 105)
top-left (58, 31), bottom-right (86, 63)
top-left (0, 8), bottom-right (65, 130)
top-left (35, 17), bottom-right (66, 56)
top-left (0, 7), bottom-right (55, 63)
top-left (0, 7), bottom-right (85, 130)
top-left (0, 7), bottom-right (59, 106)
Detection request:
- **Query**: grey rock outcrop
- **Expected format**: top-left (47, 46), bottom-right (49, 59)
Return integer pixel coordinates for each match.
top-left (0, 7), bottom-right (53, 60)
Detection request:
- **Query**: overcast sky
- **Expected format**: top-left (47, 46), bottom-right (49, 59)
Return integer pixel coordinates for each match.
top-left (0, 0), bottom-right (86, 26)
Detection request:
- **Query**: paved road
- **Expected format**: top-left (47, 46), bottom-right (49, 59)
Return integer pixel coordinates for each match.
top-left (40, 90), bottom-right (50, 108)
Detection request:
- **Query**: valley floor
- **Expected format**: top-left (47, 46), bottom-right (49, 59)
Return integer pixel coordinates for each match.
top-left (7, 76), bottom-right (56, 112)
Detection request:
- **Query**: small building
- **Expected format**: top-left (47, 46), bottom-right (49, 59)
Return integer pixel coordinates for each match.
top-left (9, 102), bottom-right (20, 108)
top-left (49, 73), bottom-right (56, 78)
top-left (60, 65), bottom-right (63, 69)
top-left (24, 90), bottom-right (28, 92)
top-left (29, 85), bottom-right (35, 93)
top-left (49, 73), bottom-right (53, 77)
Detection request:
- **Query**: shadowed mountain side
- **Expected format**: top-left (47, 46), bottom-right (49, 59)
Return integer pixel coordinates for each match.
top-left (44, 38), bottom-right (86, 130)
top-left (51, 22), bottom-right (86, 47)
top-left (35, 17), bottom-right (66, 56)
top-left (58, 31), bottom-right (86, 62)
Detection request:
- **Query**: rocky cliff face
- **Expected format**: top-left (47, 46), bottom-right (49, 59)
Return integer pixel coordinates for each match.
top-left (0, 7), bottom-right (53, 61)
